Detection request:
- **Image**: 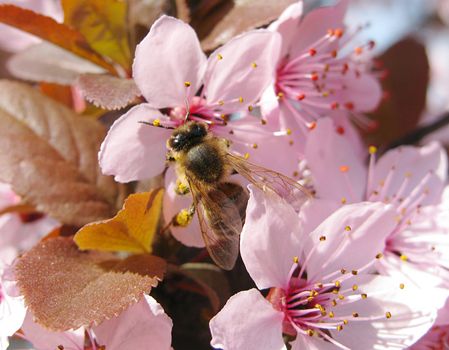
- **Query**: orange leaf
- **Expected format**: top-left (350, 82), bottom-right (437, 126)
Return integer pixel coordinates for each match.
top-left (74, 189), bottom-right (164, 254)
top-left (62, 0), bottom-right (132, 71)
top-left (0, 4), bottom-right (116, 74)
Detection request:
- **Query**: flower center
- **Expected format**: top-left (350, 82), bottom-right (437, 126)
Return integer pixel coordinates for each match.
top-left (275, 26), bottom-right (377, 131)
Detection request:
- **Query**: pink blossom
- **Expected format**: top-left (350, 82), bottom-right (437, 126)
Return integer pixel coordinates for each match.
top-left (0, 183), bottom-right (59, 265)
top-left (0, 0), bottom-right (63, 53)
top-left (22, 295), bottom-right (173, 350)
top-left (304, 118), bottom-right (449, 305)
top-left (0, 264), bottom-right (26, 350)
top-left (210, 187), bottom-right (439, 349)
top-left (260, 0), bottom-right (382, 154)
top-left (410, 323), bottom-right (449, 349)
top-left (99, 15), bottom-right (286, 184)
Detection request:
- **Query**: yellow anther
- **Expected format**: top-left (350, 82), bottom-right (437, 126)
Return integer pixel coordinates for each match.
top-left (175, 209), bottom-right (193, 227)
top-left (306, 329), bottom-right (314, 336)
top-left (315, 283), bottom-right (323, 288)
top-left (329, 311), bottom-right (335, 318)
top-left (361, 293), bottom-right (367, 299)
top-left (343, 319), bottom-right (348, 325)
top-left (218, 100), bottom-right (225, 106)
top-left (386, 311), bottom-right (392, 319)
top-left (184, 81), bottom-right (191, 87)
top-left (352, 284), bottom-right (358, 291)
top-left (352, 312), bottom-right (359, 317)
top-left (319, 235), bottom-right (326, 241)
top-left (399, 283), bottom-right (405, 289)
top-left (238, 96), bottom-right (244, 103)
top-left (334, 280), bottom-right (341, 288)
top-left (345, 225), bottom-right (352, 232)
top-left (340, 268), bottom-right (347, 274)
top-left (251, 62), bottom-right (257, 68)
top-left (244, 152), bottom-right (250, 159)
top-left (400, 254), bottom-right (408, 261)
top-left (289, 140), bottom-right (294, 146)
top-left (251, 143), bottom-right (258, 149)
top-left (277, 92), bottom-right (284, 99)
top-left (293, 171), bottom-right (299, 177)
top-left (309, 290), bottom-right (318, 297)
top-left (322, 91), bottom-right (330, 97)
top-left (341, 197), bottom-right (347, 204)
top-left (351, 270), bottom-right (358, 275)
top-left (152, 119), bottom-right (161, 127)
top-left (368, 145), bottom-right (377, 154)
top-left (338, 294), bottom-right (345, 300)
top-left (286, 128), bottom-right (292, 135)
top-left (217, 53), bottom-right (223, 60)
top-left (337, 325), bottom-right (343, 331)
top-left (332, 300), bottom-right (337, 306)
top-left (293, 256), bottom-right (299, 264)
top-left (261, 119), bottom-right (267, 125)
top-left (332, 289), bottom-right (338, 294)
top-left (376, 253), bottom-right (383, 259)
top-left (248, 105), bottom-right (253, 112)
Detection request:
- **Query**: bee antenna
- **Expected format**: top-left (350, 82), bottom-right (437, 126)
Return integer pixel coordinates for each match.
top-left (184, 97), bottom-right (190, 122)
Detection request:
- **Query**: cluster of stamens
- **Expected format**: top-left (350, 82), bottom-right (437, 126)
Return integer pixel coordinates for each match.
top-left (275, 26), bottom-right (378, 133)
top-left (337, 146), bottom-right (446, 277)
top-left (266, 228), bottom-right (404, 349)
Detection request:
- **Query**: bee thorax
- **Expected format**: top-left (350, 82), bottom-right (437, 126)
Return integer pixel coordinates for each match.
top-left (184, 142), bottom-right (226, 183)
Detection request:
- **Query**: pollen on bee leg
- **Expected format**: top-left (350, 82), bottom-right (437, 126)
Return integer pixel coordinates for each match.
top-left (174, 209), bottom-right (193, 227)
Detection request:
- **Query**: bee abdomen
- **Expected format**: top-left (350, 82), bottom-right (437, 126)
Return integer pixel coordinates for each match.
top-left (185, 142), bottom-right (225, 183)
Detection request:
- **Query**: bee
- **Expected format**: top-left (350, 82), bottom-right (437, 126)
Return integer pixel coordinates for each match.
top-left (165, 121), bottom-right (310, 270)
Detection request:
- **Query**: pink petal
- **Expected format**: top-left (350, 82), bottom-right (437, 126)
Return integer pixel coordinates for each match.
top-left (93, 295), bottom-right (172, 350)
top-left (336, 73), bottom-right (382, 112)
top-left (332, 274), bottom-right (439, 349)
top-left (133, 16), bottom-right (206, 108)
top-left (305, 118), bottom-right (367, 202)
top-left (305, 202), bottom-right (396, 281)
top-left (298, 198), bottom-right (341, 236)
top-left (0, 288), bottom-right (26, 340)
top-left (289, 0), bottom-right (349, 59)
top-left (291, 335), bottom-right (337, 350)
top-left (371, 142), bottom-right (447, 206)
top-left (0, 213), bottom-right (59, 265)
top-left (0, 182), bottom-right (19, 209)
top-left (268, 2), bottom-right (304, 59)
top-left (22, 312), bottom-right (84, 350)
top-left (99, 104), bottom-right (171, 183)
top-left (240, 186), bottom-right (303, 290)
top-left (204, 30), bottom-right (281, 111)
top-left (163, 167), bottom-right (204, 247)
top-left (209, 289), bottom-right (285, 350)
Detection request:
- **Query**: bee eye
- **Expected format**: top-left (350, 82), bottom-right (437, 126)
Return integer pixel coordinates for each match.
top-left (191, 123), bottom-right (206, 138)
top-left (170, 134), bottom-right (186, 150)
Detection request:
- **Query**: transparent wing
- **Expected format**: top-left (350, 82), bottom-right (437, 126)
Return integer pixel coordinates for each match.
top-left (187, 179), bottom-right (246, 270)
top-left (226, 153), bottom-right (312, 210)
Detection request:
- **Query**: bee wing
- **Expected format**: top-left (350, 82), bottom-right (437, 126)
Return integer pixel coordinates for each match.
top-left (226, 153), bottom-right (312, 210)
top-left (187, 179), bottom-right (243, 270)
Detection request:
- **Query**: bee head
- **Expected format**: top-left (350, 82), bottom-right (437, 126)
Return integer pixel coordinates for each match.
top-left (168, 122), bottom-right (208, 151)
